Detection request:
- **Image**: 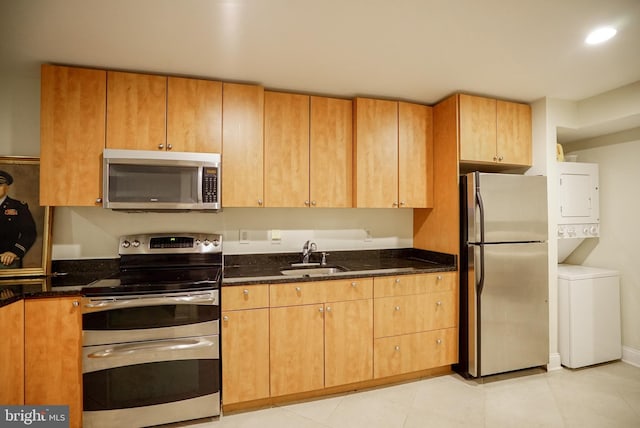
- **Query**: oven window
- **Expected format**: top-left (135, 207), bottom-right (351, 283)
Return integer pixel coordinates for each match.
top-left (83, 359), bottom-right (220, 411)
top-left (83, 304), bottom-right (219, 330)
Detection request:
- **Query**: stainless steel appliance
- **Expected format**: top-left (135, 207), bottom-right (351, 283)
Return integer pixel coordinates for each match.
top-left (103, 149), bottom-right (221, 211)
top-left (81, 233), bottom-right (222, 428)
top-left (457, 172), bottom-right (549, 378)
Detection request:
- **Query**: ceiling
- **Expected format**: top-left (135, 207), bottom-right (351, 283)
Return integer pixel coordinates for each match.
top-left (1, 0), bottom-right (639, 138)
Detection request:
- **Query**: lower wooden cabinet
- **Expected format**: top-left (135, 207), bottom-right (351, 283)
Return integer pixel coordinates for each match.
top-left (25, 296), bottom-right (83, 428)
top-left (0, 300), bottom-right (25, 405)
top-left (221, 308), bottom-right (270, 405)
top-left (373, 328), bottom-right (458, 378)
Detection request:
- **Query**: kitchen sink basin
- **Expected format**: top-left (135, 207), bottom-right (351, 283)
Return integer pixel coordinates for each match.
top-left (280, 266), bottom-right (347, 277)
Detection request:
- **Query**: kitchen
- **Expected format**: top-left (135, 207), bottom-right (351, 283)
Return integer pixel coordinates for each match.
top-left (2, 1), bottom-right (640, 427)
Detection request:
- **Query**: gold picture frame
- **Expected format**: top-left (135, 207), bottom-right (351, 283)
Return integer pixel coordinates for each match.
top-left (0, 156), bottom-right (52, 277)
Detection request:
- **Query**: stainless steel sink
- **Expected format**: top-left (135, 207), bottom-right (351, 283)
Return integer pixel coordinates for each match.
top-left (280, 266), bottom-right (347, 276)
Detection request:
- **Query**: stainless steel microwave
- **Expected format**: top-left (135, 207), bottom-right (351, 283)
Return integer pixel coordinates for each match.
top-left (103, 149), bottom-right (221, 211)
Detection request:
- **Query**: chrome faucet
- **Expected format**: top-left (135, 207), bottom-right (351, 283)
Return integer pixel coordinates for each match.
top-left (302, 240), bottom-right (317, 264)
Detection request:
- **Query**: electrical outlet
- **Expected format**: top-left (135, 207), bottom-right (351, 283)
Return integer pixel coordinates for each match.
top-left (271, 229), bottom-right (282, 244)
top-left (364, 229), bottom-right (373, 242)
top-left (239, 229), bottom-right (249, 244)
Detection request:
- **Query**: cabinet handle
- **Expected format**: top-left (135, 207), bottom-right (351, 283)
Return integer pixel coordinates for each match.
top-left (223, 315), bottom-right (229, 322)
top-left (158, 144), bottom-right (164, 150)
top-left (167, 143), bottom-right (173, 150)
top-left (394, 345), bottom-right (400, 351)
top-left (258, 199), bottom-right (263, 206)
top-left (394, 306), bottom-right (401, 311)
top-left (243, 289), bottom-right (249, 295)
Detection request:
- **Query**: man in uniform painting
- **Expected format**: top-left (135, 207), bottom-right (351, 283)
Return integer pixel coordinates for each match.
top-left (0, 170), bottom-right (37, 269)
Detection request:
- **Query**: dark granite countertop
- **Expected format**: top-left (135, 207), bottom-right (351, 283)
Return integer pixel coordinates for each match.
top-left (223, 248), bottom-right (457, 286)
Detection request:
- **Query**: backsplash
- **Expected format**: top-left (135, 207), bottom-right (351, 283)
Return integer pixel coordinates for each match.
top-left (51, 206), bottom-right (414, 259)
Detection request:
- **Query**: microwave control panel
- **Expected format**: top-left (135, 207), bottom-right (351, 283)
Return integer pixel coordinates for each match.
top-left (202, 167), bottom-right (219, 203)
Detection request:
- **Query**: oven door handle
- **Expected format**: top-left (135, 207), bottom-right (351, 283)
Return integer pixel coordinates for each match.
top-left (83, 292), bottom-right (217, 310)
top-left (86, 337), bottom-right (215, 358)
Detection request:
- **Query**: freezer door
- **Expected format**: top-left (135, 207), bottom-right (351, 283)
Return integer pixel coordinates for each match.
top-left (468, 242), bottom-right (549, 377)
top-left (467, 173), bottom-right (548, 243)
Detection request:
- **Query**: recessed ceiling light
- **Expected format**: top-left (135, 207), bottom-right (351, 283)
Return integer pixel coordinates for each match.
top-left (585, 27), bottom-right (617, 45)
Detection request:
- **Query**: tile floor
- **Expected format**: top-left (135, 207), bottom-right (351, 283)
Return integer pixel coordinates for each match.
top-left (167, 361), bottom-right (640, 428)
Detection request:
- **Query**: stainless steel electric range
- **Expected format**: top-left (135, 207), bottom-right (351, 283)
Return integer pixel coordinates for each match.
top-left (81, 233), bottom-right (222, 428)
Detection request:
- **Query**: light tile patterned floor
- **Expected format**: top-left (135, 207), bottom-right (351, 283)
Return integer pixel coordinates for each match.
top-left (165, 361), bottom-right (640, 428)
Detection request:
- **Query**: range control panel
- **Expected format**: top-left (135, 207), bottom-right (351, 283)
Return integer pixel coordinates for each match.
top-left (119, 233), bottom-right (222, 255)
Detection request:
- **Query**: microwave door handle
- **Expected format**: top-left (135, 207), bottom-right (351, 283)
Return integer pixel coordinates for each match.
top-left (197, 167), bottom-right (204, 204)
top-left (87, 337), bottom-right (215, 358)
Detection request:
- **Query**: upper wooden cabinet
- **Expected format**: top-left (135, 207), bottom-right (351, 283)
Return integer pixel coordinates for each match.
top-left (222, 83), bottom-right (265, 207)
top-left (106, 71), bottom-right (167, 151)
top-left (40, 64), bottom-right (106, 206)
top-left (354, 98), bottom-right (433, 208)
top-left (264, 91), bottom-right (310, 207)
top-left (310, 96), bottom-right (353, 208)
top-left (167, 77), bottom-right (222, 153)
top-left (264, 92), bottom-right (353, 208)
top-left (459, 93), bottom-right (531, 167)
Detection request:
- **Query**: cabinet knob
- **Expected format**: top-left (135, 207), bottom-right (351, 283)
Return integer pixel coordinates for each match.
top-left (95, 198), bottom-right (102, 204)
top-left (295, 286), bottom-right (301, 292)
top-left (436, 301), bottom-right (442, 306)
top-left (305, 200), bottom-right (310, 206)
top-left (395, 278), bottom-right (401, 284)
top-left (392, 202), bottom-right (399, 207)
top-left (319, 307), bottom-right (324, 313)
top-left (498, 155), bottom-right (503, 161)
top-left (258, 199), bottom-right (263, 206)
top-left (167, 143), bottom-right (173, 150)
top-left (311, 200), bottom-right (316, 206)
top-left (399, 201), bottom-right (405, 207)
top-left (436, 338), bottom-right (442, 345)
top-left (326, 306), bottom-right (332, 312)
top-left (437, 275), bottom-right (442, 281)
top-left (243, 289), bottom-right (249, 295)
top-left (223, 315), bottom-right (229, 322)
top-left (394, 345), bottom-right (400, 351)
top-left (72, 300), bottom-right (79, 307)
top-left (493, 155), bottom-right (498, 161)
top-left (351, 282), bottom-right (357, 287)
top-left (394, 306), bottom-right (401, 311)
top-left (158, 144), bottom-right (164, 150)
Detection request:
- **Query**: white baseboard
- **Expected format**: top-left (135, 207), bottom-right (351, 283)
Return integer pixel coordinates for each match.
top-left (547, 352), bottom-right (562, 371)
top-left (622, 346), bottom-right (640, 368)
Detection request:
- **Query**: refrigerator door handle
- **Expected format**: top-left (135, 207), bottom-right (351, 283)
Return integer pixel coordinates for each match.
top-left (476, 173), bottom-right (486, 296)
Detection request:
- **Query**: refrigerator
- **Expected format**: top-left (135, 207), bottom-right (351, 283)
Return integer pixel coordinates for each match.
top-left (457, 172), bottom-right (549, 378)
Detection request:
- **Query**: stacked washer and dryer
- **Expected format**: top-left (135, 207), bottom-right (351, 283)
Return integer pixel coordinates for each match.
top-left (556, 161), bottom-right (622, 368)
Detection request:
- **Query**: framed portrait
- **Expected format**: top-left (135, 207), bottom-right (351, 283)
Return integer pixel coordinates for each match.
top-left (0, 156), bottom-right (52, 277)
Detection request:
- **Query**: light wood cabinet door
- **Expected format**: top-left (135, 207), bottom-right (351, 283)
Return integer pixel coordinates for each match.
top-left (40, 64), bottom-right (106, 206)
top-left (25, 297), bottom-right (82, 428)
top-left (270, 305), bottom-right (325, 396)
top-left (497, 100), bottom-right (532, 166)
top-left (221, 308), bottom-right (270, 405)
top-left (106, 71), bottom-right (167, 151)
top-left (167, 77), bottom-right (222, 153)
top-left (354, 98), bottom-right (398, 208)
top-left (374, 327), bottom-right (458, 378)
top-left (324, 299), bottom-right (373, 387)
top-left (264, 91), bottom-right (310, 207)
top-left (310, 96), bottom-right (353, 208)
top-left (0, 300), bottom-right (24, 405)
top-left (398, 102), bottom-right (433, 208)
top-left (222, 83), bottom-right (265, 207)
top-left (459, 94), bottom-right (497, 163)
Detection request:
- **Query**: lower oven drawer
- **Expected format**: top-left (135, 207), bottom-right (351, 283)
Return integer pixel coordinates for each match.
top-left (83, 335), bottom-right (220, 428)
